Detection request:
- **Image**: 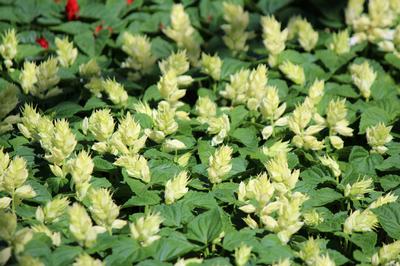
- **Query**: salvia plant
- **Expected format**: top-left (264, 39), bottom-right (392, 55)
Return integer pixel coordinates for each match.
top-left (0, 0), bottom-right (400, 265)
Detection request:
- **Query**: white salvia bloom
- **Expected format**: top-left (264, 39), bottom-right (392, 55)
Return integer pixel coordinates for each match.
top-left (262, 140), bottom-right (291, 159)
top-left (67, 150), bottom-right (93, 199)
top-left (68, 203), bottom-right (106, 247)
top-left (0, 197), bottom-right (11, 209)
top-left (329, 30), bottom-right (351, 54)
top-left (152, 101), bottom-right (179, 137)
top-left (163, 4), bottom-right (200, 64)
top-left (130, 212), bottom-right (163, 247)
top-left (20, 62), bottom-right (38, 94)
top-left (343, 209), bottom-right (378, 234)
top-left (247, 64), bottom-right (268, 110)
top-left (121, 32), bottom-right (155, 74)
top-left (238, 172), bottom-right (275, 209)
top-left (102, 78), bottom-right (128, 106)
top-left (220, 69), bottom-right (250, 105)
top-left (221, 2), bottom-right (249, 54)
top-left (369, 193), bottom-right (399, 209)
top-left (296, 18), bottom-right (319, 52)
top-left (265, 154), bottom-right (300, 193)
top-left (345, 0), bottom-right (365, 25)
top-left (261, 15), bottom-right (288, 67)
top-left (165, 171), bottom-right (190, 204)
top-left (73, 253), bottom-right (103, 266)
top-left (308, 79), bottom-right (325, 106)
top-left (88, 109), bottom-right (115, 142)
top-left (201, 53), bottom-right (222, 80)
top-left (0, 29), bottom-right (18, 70)
top-left (88, 188), bottom-right (126, 232)
top-left (319, 155), bottom-right (341, 178)
top-left (272, 259), bottom-right (291, 266)
top-left (207, 145), bottom-right (233, 184)
top-left (349, 61), bottom-right (376, 100)
top-left (279, 61), bottom-right (305, 85)
top-left (260, 86), bottom-right (286, 122)
top-left (303, 209), bottom-right (324, 226)
top-left (79, 59), bottom-right (101, 78)
top-left (159, 50), bottom-right (190, 76)
top-left (207, 114), bottom-right (230, 146)
top-left (369, 0), bottom-right (394, 28)
top-left (157, 70), bottom-right (186, 105)
top-left (298, 237), bottom-right (321, 265)
top-left (31, 224), bottom-right (61, 246)
top-left (326, 99), bottom-right (353, 137)
top-left (235, 243), bottom-right (252, 266)
top-left (114, 154), bottom-right (151, 183)
top-left (162, 139), bottom-right (186, 153)
top-left (35, 196), bottom-right (69, 224)
top-left (195, 96), bottom-right (217, 123)
top-left (314, 254), bottom-right (336, 266)
top-left (32, 57), bottom-right (61, 99)
top-left (55, 37), bottom-right (78, 67)
top-left (174, 258), bottom-right (203, 266)
top-left (344, 178), bottom-right (374, 200)
top-left (371, 240), bottom-right (400, 266)
top-left (366, 123), bottom-right (393, 154)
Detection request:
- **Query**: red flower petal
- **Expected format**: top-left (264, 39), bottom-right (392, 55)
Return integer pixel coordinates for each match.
top-left (36, 37), bottom-right (49, 49)
top-left (127, 0), bottom-right (134, 5)
top-left (65, 0), bottom-right (80, 21)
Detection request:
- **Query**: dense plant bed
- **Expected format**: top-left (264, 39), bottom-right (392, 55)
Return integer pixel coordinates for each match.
top-left (0, 0), bottom-right (400, 265)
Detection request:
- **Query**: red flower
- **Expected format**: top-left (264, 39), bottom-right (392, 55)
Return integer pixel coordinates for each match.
top-left (95, 25), bottom-right (103, 34)
top-left (126, 0), bottom-right (134, 4)
top-left (65, 0), bottom-right (79, 21)
top-left (36, 37), bottom-right (49, 49)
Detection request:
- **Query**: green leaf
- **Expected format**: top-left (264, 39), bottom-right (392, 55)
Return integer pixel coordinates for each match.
top-left (124, 190), bottom-right (161, 207)
top-left (45, 101), bottom-right (83, 118)
top-left (220, 58), bottom-right (251, 80)
top-left (187, 208), bottom-right (223, 244)
top-left (51, 22), bottom-right (92, 35)
top-left (93, 157), bottom-right (116, 171)
top-left (304, 188), bottom-right (342, 207)
top-left (348, 146), bottom-right (383, 175)
top-left (51, 246), bottom-right (83, 266)
top-left (372, 203), bottom-right (400, 240)
top-left (74, 31), bottom-right (96, 57)
top-left (256, 234), bottom-right (294, 264)
top-left (152, 236), bottom-right (195, 261)
top-left (231, 126), bottom-right (258, 148)
top-left (359, 107), bottom-right (390, 134)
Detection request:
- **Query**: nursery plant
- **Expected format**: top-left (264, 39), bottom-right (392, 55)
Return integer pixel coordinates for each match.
top-left (0, 0), bottom-right (400, 265)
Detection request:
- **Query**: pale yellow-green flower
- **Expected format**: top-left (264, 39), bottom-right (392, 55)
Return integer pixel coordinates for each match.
top-left (345, 0), bottom-right (365, 25)
top-left (349, 61), bottom-right (376, 100)
top-left (195, 96), bottom-right (217, 123)
top-left (261, 15), bottom-right (288, 66)
top-left (366, 123), bottom-right (393, 154)
top-left (157, 70), bottom-right (187, 105)
top-left (247, 64), bottom-right (268, 110)
top-left (234, 243), bottom-right (252, 266)
top-left (20, 62), bottom-right (38, 94)
top-left (0, 197), bottom-right (11, 209)
top-left (329, 30), bottom-right (350, 54)
top-left (165, 170), bottom-right (190, 204)
top-left (66, 150), bottom-right (93, 199)
top-left (207, 145), bottom-right (232, 184)
top-left (18, 255), bottom-right (44, 266)
top-left (88, 188), bottom-right (126, 232)
top-left (87, 109), bottom-right (115, 142)
top-left (265, 154), bottom-right (300, 193)
top-left (68, 203), bottom-right (106, 247)
top-left (31, 224), bottom-right (61, 246)
top-left (201, 53), bottom-right (222, 81)
top-left (114, 154), bottom-right (151, 183)
top-left (102, 78), bottom-right (128, 106)
top-left (298, 237), bottom-right (321, 265)
top-left (28, 57), bottom-right (61, 99)
top-left (303, 209), bottom-right (324, 226)
top-left (261, 140), bottom-right (291, 159)
top-left (159, 50), bottom-right (190, 76)
top-left (371, 240), bottom-right (400, 266)
top-left (343, 209), bottom-right (379, 234)
top-left (221, 2), bottom-right (249, 54)
top-left (207, 114), bottom-right (230, 146)
top-left (174, 257), bottom-right (203, 266)
top-left (163, 4), bottom-right (200, 64)
top-left (79, 59), bottom-right (101, 78)
top-left (238, 173), bottom-right (275, 212)
top-left (73, 253), bottom-right (104, 266)
top-left (220, 69), bottom-right (250, 105)
top-left (279, 61), bottom-right (305, 85)
top-left (55, 37), bottom-right (78, 67)
top-left (296, 18), bottom-right (319, 52)
top-left (130, 212), bottom-right (163, 246)
top-left (0, 29), bottom-right (18, 70)
top-left (369, 193), bottom-right (398, 209)
top-left (35, 196), bottom-right (69, 224)
top-left (162, 139), bottom-right (186, 153)
top-left (344, 177), bottom-right (374, 200)
top-left (121, 32), bottom-right (155, 75)
top-left (326, 99), bottom-right (354, 137)
top-left (319, 155), bottom-right (341, 178)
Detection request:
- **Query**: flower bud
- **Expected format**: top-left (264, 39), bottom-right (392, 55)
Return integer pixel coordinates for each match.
top-left (73, 253), bottom-right (103, 266)
top-left (0, 29), bottom-right (18, 70)
top-left (349, 61), bottom-right (376, 100)
top-left (261, 15), bottom-right (288, 67)
top-left (2, 156), bottom-right (28, 193)
top-left (319, 155), bottom-right (341, 178)
top-left (345, 0), bottom-right (364, 25)
top-left (371, 240), bottom-right (400, 266)
top-left (296, 18), bottom-right (318, 52)
top-left (114, 154), bottom-right (151, 183)
top-left (243, 215), bottom-right (258, 229)
top-left (329, 135), bottom-right (344, 149)
top-left (88, 109), bottom-right (115, 142)
top-left (157, 70), bottom-right (186, 104)
top-left (165, 171), bottom-right (190, 204)
top-left (207, 114), bottom-right (230, 146)
top-left (221, 2), bottom-right (249, 54)
top-left (195, 96), bottom-right (217, 123)
top-left (0, 197), bottom-right (11, 209)
top-left (329, 30), bottom-right (350, 54)
top-left (159, 50), bottom-right (190, 76)
top-left (37, 196), bottom-right (69, 224)
top-left (0, 211), bottom-right (16, 242)
top-left (162, 139), bottom-right (186, 153)
top-left (207, 145), bottom-right (233, 184)
top-left (130, 212), bottom-right (163, 246)
top-left (235, 243), bottom-right (252, 266)
top-left (35, 57), bottom-right (61, 98)
top-left (102, 79), bottom-right (128, 106)
top-left (55, 37), bottom-right (78, 67)
top-left (121, 33), bottom-right (155, 75)
top-left (79, 59), bottom-right (101, 78)
top-left (366, 123), bottom-right (393, 154)
top-left (45, 119), bottom-right (77, 164)
top-left (279, 61), bottom-right (305, 85)
top-left (20, 62), bottom-right (38, 94)
top-left (369, 192), bottom-right (398, 209)
top-left (201, 53), bottom-right (222, 80)
top-left (343, 209), bottom-right (378, 234)
top-left (303, 209), bottom-right (324, 226)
